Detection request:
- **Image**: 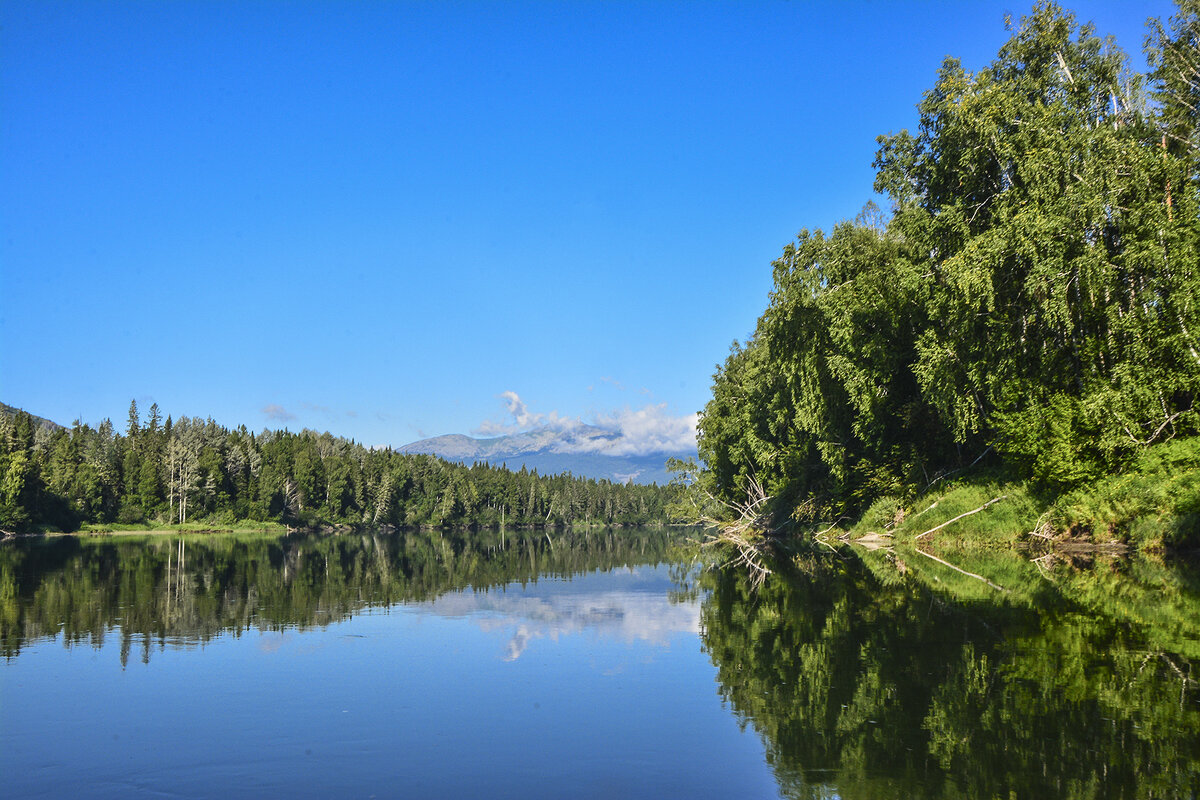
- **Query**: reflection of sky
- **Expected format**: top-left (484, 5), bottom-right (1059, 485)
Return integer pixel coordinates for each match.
top-left (416, 565), bottom-right (701, 660)
top-left (1, 560), bottom-right (781, 800)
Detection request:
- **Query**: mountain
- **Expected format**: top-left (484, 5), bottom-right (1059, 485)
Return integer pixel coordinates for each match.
top-left (398, 426), bottom-right (691, 485)
top-left (0, 402), bottom-right (65, 433)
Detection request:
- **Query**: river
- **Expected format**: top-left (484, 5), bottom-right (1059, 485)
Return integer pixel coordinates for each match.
top-left (1, 529), bottom-right (1197, 798)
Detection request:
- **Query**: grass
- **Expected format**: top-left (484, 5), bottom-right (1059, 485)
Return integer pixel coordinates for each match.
top-left (827, 436), bottom-right (1200, 551)
top-left (1052, 436), bottom-right (1200, 549)
top-left (75, 519), bottom-right (290, 537)
top-left (842, 477), bottom-right (1039, 548)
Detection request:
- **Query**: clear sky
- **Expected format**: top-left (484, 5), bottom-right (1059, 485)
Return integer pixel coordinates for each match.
top-left (1, 0), bottom-right (1177, 449)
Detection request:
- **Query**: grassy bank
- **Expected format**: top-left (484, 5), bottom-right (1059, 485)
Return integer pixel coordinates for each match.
top-left (27, 518), bottom-right (679, 539)
top-left (74, 520), bottom-right (290, 537)
top-left (835, 436), bottom-right (1200, 552)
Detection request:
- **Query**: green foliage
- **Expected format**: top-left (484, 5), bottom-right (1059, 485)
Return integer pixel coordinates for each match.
top-left (0, 404), bottom-right (679, 533)
top-left (885, 479), bottom-right (1039, 546)
top-left (832, 436), bottom-right (1200, 549)
top-left (697, 1), bottom-right (1200, 525)
top-left (991, 394), bottom-right (1108, 486)
top-left (1147, 0), bottom-right (1200, 164)
top-left (700, 553), bottom-right (1200, 798)
top-left (775, 433), bottom-right (1196, 562)
top-left (1052, 434), bottom-right (1200, 547)
top-left (852, 495), bottom-right (904, 535)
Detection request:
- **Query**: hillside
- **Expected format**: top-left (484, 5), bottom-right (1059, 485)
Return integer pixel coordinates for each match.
top-left (0, 403), bottom-right (64, 433)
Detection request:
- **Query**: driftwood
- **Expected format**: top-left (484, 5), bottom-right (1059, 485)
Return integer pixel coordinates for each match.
top-left (698, 476), bottom-right (775, 588)
top-left (914, 495), bottom-right (1008, 540)
top-left (910, 501), bottom-right (939, 520)
top-left (1027, 512), bottom-right (1054, 541)
top-left (1030, 551), bottom-right (1059, 581)
top-left (853, 532), bottom-right (892, 551)
top-left (811, 518), bottom-right (846, 538)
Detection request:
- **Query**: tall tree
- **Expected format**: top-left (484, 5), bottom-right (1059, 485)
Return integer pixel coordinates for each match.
top-left (699, 1), bottom-right (1200, 524)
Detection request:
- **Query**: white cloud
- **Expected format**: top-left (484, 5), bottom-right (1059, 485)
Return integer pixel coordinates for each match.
top-left (423, 577), bottom-right (702, 661)
top-left (500, 390), bottom-right (543, 428)
top-left (472, 390), bottom-right (697, 456)
top-left (473, 391), bottom-right (544, 436)
top-left (262, 404), bottom-right (296, 422)
top-left (585, 405), bottom-right (698, 456)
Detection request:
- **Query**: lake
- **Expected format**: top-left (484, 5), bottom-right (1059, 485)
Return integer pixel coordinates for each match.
top-left (1, 529), bottom-right (1198, 798)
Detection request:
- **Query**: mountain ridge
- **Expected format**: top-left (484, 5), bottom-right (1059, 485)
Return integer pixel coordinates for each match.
top-left (0, 402), bottom-right (65, 433)
top-left (398, 426), bottom-right (691, 485)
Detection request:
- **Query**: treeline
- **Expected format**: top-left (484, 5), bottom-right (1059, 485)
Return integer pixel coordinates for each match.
top-left (697, 2), bottom-right (1199, 520)
top-left (0, 401), bottom-right (676, 532)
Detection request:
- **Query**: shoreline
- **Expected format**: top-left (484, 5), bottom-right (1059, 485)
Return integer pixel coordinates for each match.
top-left (3, 519), bottom-right (679, 540)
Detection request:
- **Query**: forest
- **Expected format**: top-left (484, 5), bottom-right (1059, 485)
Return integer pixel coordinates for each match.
top-left (693, 2), bottom-right (1200, 543)
top-left (0, 401), bottom-right (676, 533)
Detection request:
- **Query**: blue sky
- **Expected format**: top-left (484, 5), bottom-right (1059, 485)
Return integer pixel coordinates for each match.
top-left (1, 0), bottom-right (1176, 450)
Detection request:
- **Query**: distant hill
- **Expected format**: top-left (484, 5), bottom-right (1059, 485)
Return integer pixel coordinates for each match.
top-left (398, 426), bottom-right (691, 485)
top-left (0, 403), bottom-right (64, 433)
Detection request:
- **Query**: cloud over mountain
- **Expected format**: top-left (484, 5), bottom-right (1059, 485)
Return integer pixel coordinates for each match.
top-left (402, 390), bottom-right (697, 484)
top-left (472, 391), bottom-right (697, 457)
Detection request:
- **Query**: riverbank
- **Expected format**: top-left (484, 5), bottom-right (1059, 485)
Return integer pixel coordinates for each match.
top-left (0, 520), bottom-right (292, 539)
top-left (4, 518), bottom-right (676, 540)
top-left (830, 436), bottom-right (1199, 553)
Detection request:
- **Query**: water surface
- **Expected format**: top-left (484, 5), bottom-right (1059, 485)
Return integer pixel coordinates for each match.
top-left (703, 544), bottom-right (1200, 798)
top-left (2, 530), bottom-right (1198, 798)
top-left (0, 529), bottom-right (776, 799)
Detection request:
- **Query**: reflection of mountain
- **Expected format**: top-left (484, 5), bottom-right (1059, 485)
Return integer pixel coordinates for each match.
top-left (420, 566), bottom-right (700, 660)
top-left (0, 528), bottom-right (684, 662)
top-left (398, 427), bottom-right (692, 485)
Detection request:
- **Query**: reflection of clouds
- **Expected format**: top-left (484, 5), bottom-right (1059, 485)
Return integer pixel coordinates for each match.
top-left (419, 568), bottom-right (701, 661)
top-left (504, 625), bottom-right (540, 661)
top-left (259, 633), bottom-right (288, 653)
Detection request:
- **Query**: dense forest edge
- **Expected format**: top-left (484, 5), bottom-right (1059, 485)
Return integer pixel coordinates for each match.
top-left (675, 1), bottom-right (1200, 562)
top-left (0, 401), bottom-right (679, 535)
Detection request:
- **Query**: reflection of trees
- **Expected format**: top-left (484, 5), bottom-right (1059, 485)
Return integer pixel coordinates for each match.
top-left (700, 552), bottom-right (1200, 799)
top-left (0, 528), bottom-right (682, 664)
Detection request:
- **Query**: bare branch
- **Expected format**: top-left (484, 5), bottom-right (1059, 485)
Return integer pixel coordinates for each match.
top-left (1120, 408), bottom-right (1189, 446)
top-left (699, 477), bottom-right (776, 587)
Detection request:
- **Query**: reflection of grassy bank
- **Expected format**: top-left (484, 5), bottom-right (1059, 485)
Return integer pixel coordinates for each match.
top-left (838, 437), bottom-right (1200, 551)
top-left (848, 538), bottom-right (1200, 661)
top-left (702, 547), bottom-right (1200, 799)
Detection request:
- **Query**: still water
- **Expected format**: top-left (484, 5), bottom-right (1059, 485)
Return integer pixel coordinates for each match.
top-left (1, 529), bottom-right (1198, 798)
